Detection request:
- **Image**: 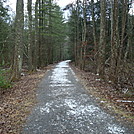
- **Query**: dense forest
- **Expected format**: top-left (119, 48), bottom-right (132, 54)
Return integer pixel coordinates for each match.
top-left (67, 0), bottom-right (134, 91)
top-left (0, 0), bottom-right (134, 92)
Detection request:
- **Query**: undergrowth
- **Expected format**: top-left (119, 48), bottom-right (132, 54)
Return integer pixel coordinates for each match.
top-left (0, 69), bottom-right (12, 89)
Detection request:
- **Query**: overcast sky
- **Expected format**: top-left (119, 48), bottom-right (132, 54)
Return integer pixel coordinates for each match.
top-left (6, 0), bottom-right (75, 19)
top-left (7, 0), bottom-right (75, 11)
top-left (6, 0), bottom-right (134, 16)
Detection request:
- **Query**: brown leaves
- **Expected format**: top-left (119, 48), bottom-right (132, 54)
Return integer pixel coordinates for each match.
top-left (71, 63), bottom-right (134, 124)
top-left (0, 70), bottom-right (46, 134)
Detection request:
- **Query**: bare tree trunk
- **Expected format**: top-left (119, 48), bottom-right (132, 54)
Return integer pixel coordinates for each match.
top-left (74, 26), bottom-right (77, 66)
top-left (124, 8), bottom-right (133, 62)
top-left (11, 0), bottom-right (24, 80)
top-left (75, 0), bottom-right (80, 66)
top-left (82, 0), bottom-right (87, 70)
top-left (27, 0), bottom-right (33, 71)
top-left (117, 0), bottom-right (128, 66)
top-left (38, 0), bottom-right (42, 67)
top-left (33, 0), bottom-right (39, 70)
top-left (79, 1), bottom-right (84, 70)
top-left (97, 0), bottom-right (106, 77)
top-left (48, 0), bottom-right (53, 64)
top-left (91, 0), bottom-right (97, 58)
top-left (110, 0), bottom-right (119, 83)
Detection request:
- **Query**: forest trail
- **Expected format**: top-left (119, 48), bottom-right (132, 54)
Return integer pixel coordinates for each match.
top-left (22, 61), bottom-right (133, 134)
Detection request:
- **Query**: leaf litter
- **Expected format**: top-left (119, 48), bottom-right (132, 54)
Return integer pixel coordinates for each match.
top-left (0, 67), bottom-right (50, 134)
top-left (70, 63), bottom-right (134, 125)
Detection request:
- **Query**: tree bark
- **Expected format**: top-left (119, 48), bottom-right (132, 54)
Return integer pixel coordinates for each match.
top-left (27, 0), bottom-right (33, 71)
top-left (38, 0), bottom-right (42, 67)
top-left (33, 0), bottom-right (39, 70)
top-left (48, 0), bottom-right (53, 64)
top-left (110, 0), bottom-right (120, 83)
top-left (75, 0), bottom-right (80, 66)
top-left (97, 0), bottom-right (106, 77)
top-left (81, 0), bottom-right (87, 70)
top-left (91, 0), bottom-right (97, 57)
top-left (12, 0), bottom-right (24, 80)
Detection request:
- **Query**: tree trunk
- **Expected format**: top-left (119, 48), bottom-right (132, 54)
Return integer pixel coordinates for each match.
top-left (91, 0), bottom-right (97, 58)
top-left (75, 0), bottom-right (80, 66)
top-left (118, 0), bottom-right (128, 63)
top-left (38, 0), bottom-right (42, 68)
top-left (97, 0), bottom-right (106, 77)
top-left (33, 0), bottom-right (39, 70)
top-left (48, 0), bottom-right (53, 64)
top-left (124, 7), bottom-right (134, 62)
top-left (110, 0), bottom-right (119, 83)
top-left (11, 0), bottom-right (24, 80)
top-left (27, 0), bottom-right (33, 71)
top-left (82, 0), bottom-right (87, 70)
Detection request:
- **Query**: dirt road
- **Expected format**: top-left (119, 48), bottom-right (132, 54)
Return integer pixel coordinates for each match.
top-left (22, 61), bottom-right (134, 134)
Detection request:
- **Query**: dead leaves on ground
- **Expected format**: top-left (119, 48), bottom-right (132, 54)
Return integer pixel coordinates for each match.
top-left (71, 64), bottom-right (134, 124)
top-left (0, 70), bottom-right (46, 134)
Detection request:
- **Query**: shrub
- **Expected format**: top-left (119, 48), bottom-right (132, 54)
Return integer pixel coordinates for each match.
top-left (0, 69), bottom-right (12, 89)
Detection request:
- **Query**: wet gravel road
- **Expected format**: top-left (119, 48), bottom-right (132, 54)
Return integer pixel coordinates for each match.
top-left (22, 61), bottom-right (134, 134)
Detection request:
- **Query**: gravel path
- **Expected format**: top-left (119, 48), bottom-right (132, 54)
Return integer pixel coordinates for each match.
top-left (22, 61), bottom-right (134, 134)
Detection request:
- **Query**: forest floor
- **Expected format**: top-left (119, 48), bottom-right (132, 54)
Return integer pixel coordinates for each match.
top-left (70, 63), bottom-right (134, 125)
top-left (0, 65), bottom-right (52, 134)
top-left (0, 62), bottom-right (134, 134)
